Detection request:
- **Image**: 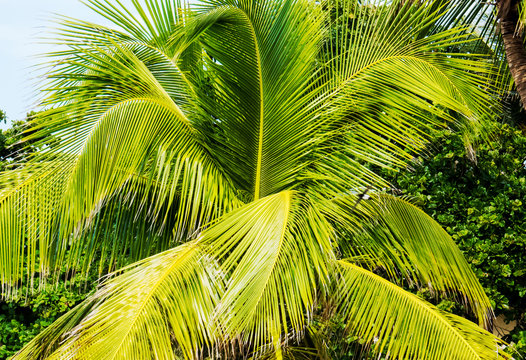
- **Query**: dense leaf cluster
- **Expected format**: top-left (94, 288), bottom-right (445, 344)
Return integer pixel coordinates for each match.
top-left (0, 112), bottom-right (52, 171)
top-left (385, 123), bottom-right (526, 354)
top-left (0, 282), bottom-right (90, 360)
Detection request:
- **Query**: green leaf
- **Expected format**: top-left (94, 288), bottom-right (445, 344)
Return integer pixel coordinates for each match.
top-left (336, 260), bottom-right (509, 360)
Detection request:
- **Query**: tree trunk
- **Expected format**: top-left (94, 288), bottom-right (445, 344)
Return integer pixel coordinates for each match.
top-left (498, 0), bottom-right (526, 109)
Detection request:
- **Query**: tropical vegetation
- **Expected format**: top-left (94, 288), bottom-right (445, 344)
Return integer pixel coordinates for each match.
top-left (0, 0), bottom-right (521, 359)
top-left (385, 122), bottom-right (526, 357)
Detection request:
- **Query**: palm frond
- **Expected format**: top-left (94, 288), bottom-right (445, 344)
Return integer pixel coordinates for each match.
top-left (0, 160), bottom-right (73, 295)
top-left (184, 0), bottom-right (327, 199)
top-left (306, 0), bottom-right (500, 196)
top-left (336, 260), bottom-right (510, 360)
top-left (14, 242), bottom-right (220, 360)
top-left (81, 0), bottom-right (190, 49)
top-left (324, 193), bottom-right (492, 327)
top-left (13, 192), bottom-right (334, 359)
top-left (0, 16), bottom-right (241, 289)
top-left (204, 192), bottom-right (333, 355)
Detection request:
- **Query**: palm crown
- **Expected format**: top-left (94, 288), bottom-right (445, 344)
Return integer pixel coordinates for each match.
top-left (0, 0), bottom-right (511, 359)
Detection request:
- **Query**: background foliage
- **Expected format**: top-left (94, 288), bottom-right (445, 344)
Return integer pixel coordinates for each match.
top-left (383, 122), bottom-right (526, 356)
top-left (0, 112), bottom-right (52, 171)
top-left (0, 281), bottom-right (92, 359)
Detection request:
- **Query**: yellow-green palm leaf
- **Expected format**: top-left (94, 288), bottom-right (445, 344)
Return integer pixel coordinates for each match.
top-left (336, 260), bottom-right (506, 360)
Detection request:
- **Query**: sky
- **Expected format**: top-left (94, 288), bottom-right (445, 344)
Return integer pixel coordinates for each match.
top-left (0, 0), bottom-right (133, 130)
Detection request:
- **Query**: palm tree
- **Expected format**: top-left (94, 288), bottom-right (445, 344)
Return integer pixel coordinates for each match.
top-left (0, 0), bottom-right (512, 358)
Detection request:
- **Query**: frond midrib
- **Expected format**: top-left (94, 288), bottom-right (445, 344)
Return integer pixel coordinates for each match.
top-left (237, 191), bottom-right (291, 324)
top-left (247, 10), bottom-right (265, 201)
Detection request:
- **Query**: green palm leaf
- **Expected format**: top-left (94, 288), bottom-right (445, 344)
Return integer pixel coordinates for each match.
top-left (336, 260), bottom-right (506, 360)
top-left (15, 243), bottom-right (220, 360)
top-left (204, 192), bottom-right (333, 353)
top-left (0, 21), bottom-right (240, 284)
top-left (180, 0), bottom-right (326, 199)
top-left (325, 193), bottom-right (492, 327)
top-left (14, 192), bottom-right (333, 359)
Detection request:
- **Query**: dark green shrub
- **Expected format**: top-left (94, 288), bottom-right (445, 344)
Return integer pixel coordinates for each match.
top-left (385, 123), bottom-right (526, 354)
top-left (0, 280), bottom-right (94, 359)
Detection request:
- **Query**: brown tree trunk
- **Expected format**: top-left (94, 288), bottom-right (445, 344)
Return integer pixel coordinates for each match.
top-left (498, 0), bottom-right (526, 110)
